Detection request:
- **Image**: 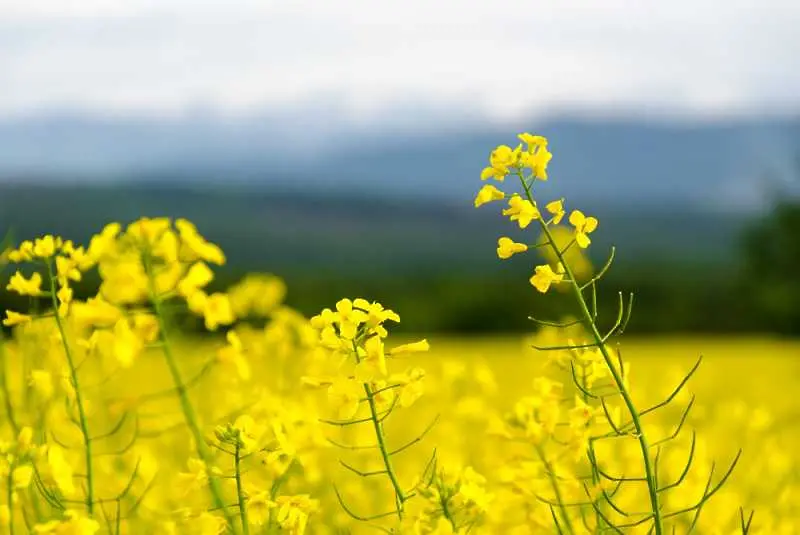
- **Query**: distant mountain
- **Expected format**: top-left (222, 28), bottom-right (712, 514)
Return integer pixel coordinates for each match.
top-left (1, 113), bottom-right (798, 213)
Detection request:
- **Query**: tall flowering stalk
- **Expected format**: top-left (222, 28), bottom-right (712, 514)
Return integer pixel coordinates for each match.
top-left (306, 299), bottom-right (436, 529)
top-left (475, 133), bottom-right (743, 533)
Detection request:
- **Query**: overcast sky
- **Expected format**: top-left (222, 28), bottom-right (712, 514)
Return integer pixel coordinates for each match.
top-left (1, 0), bottom-right (799, 124)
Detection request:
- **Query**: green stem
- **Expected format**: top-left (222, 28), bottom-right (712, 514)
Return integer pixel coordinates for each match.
top-left (440, 491), bottom-right (457, 531)
top-left (363, 382), bottom-right (406, 519)
top-left (352, 341), bottom-right (406, 520)
top-left (46, 261), bottom-right (94, 515)
top-left (534, 443), bottom-right (574, 535)
top-left (234, 442), bottom-right (250, 535)
top-left (518, 174), bottom-right (663, 534)
top-left (7, 468), bottom-right (15, 535)
top-left (142, 254), bottom-right (238, 534)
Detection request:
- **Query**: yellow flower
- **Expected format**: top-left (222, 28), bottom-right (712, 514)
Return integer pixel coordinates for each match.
top-left (273, 495), bottom-right (318, 535)
top-left (502, 195), bottom-right (539, 229)
top-left (86, 223), bottom-right (121, 262)
top-left (518, 132), bottom-right (548, 147)
top-left (545, 199), bottom-right (565, 224)
top-left (111, 318), bottom-right (143, 368)
top-left (175, 458), bottom-right (210, 498)
top-left (176, 219), bottom-right (226, 265)
top-left (569, 396), bottom-right (599, 430)
top-left (56, 255), bottom-right (81, 285)
top-left (57, 285), bottom-right (73, 318)
top-left (8, 241), bottom-right (34, 263)
top-left (33, 235), bottom-right (59, 258)
top-left (98, 257), bottom-right (148, 305)
top-left (189, 292), bottom-right (235, 331)
top-left (184, 512), bottom-right (226, 535)
top-left (480, 144), bottom-right (521, 182)
top-left (569, 210), bottom-right (598, 249)
top-left (3, 310), bottom-right (32, 327)
top-left (12, 464), bottom-right (34, 489)
top-left (126, 217), bottom-right (171, 248)
top-left (519, 141), bottom-right (552, 180)
top-left (46, 444), bottom-right (75, 496)
top-left (496, 237), bottom-right (528, 259)
top-left (529, 264), bottom-right (565, 293)
top-left (33, 510), bottom-right (100, 535)
top-left (390, 367), bottom-right (425, 407)
top-left (7, 271), bottom-right (44, 296)
top-left (389, 339), bottom-right (430, 355)
top-left (335, 298), bottom-right (367, 339)
top-left (474, 184), bottom-right (505, 208)
top-left (247, 491), bottom-right (274, 526)
top-left (217, 331), bottom-right (251, 381)
top-left (70, 296), bottom-right (122, 329)
top-left (327, 378), bottom-right (363, 420)
top-left (355, 335), bottom-right (388, 381)
top-left (353, 298), bottom-right (400, 338)
top-left (178, 262), bottom-right (214, 298)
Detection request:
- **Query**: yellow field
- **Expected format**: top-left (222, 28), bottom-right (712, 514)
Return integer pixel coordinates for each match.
top-left (3, 319), bottom-right (798, 534)
top-left (2, 135), bottom-right (798, 533)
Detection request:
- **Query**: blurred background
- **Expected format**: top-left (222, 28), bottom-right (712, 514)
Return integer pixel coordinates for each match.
top-left (1, 0), bottom-right (798, 335)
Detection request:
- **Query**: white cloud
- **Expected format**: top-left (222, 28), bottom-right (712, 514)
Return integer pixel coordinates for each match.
top-left (1, 0), bottom-right (798, 121)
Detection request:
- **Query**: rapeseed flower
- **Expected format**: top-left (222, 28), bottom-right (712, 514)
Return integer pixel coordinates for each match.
top-left (474, 184), bottom-right (505, 208)
top-left (480, 144), bottom-right (521, 181)
top-left (569, 209), bottom-right (598, 248)
top-left (6, 271), bottom-right (44, 296)
top-left (545, 199), bottom-right (565, 224)
top-left (496, 237), bottom-right (528, 259)
top-left (502, 195), bottom-right (539, 229)
top-left (529, 263), bottom-right (565, 293)
top-left (3, 310), bottom-right (32, 327)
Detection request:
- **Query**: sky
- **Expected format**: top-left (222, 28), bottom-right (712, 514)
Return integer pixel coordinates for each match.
top-left (1, 0), bottom-right (799, 124)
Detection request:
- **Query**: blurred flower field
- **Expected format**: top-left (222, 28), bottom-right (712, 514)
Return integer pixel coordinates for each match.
top-left (1, 133), bottom-right (798, 534)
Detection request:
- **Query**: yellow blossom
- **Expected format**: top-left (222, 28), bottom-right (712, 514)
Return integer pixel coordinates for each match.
top-left (390, 367), bottom-right (425, 407)
top-left (57, 285), bottom-right (73, 318)
top-left (569, 210), bottom-right (599, 249)
top-left (327, 378), bottom-right (363, 420)
top-left (217, 330), bottom-right (251, 381)
top-left (502, 195), bottom-right (540, 229)
top-left (7, 271), bottom-right (44, 296)
top-left (86, 223), bottom-right (121, 262)
top-left (189, 292), bottom-right (235, 331)
top-left (480, 144), bottom-right (521, 182)
top-left (46, 444), bottom-right (75, 496)
top-left (529, 264), bottom-right (565, 293)
top-left (176, 219), bottom-right (226, 265)
top-left (178, 262), bottom-right (214, 298)
top-left (355, 335), bottom-right (388, 381)
top-left (3, 310), bottom-right (32, 327)
top-left (545, 199), bottom-right (565, 224)
top-left (56, 255), bottom-right (81, 285)
top-left (335, 298), bottom-right (367, 339)
top-left (519, 139), bottom-right (552, 180)
top-left (474, 184), bottom-right (505, 208)
top-left (70, 296), bottom-right (122, 329)
top-left (247, 491), bottom-right (274, 526)
top-left (33, 235), bottom-right (59, 258)
top-left (111, 318), bottom-right (143, 368)
top-left (273, 495), bottom-right (318, 535)
top-left (496, 237), bottom-right (528, 259)
top-left (389, 339), bottom-right (430, 355)
top-left (12, 464), bottom-right (34, 489)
